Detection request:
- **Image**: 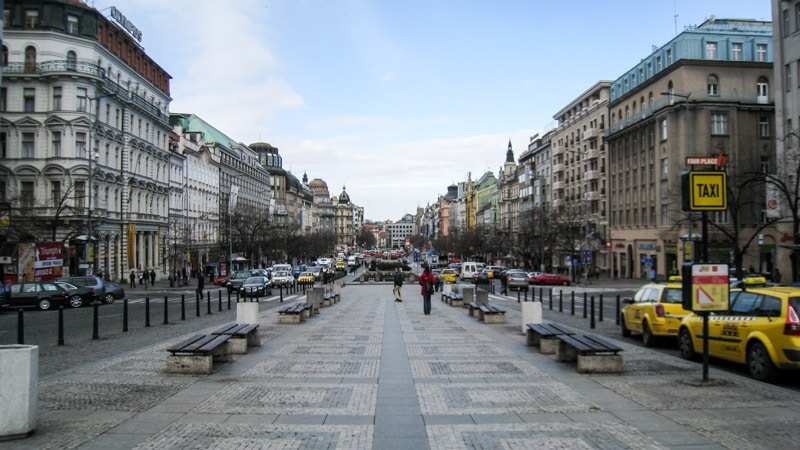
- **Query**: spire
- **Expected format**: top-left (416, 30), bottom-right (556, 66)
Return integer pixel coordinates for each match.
top-left (506, 139), bottom-right (514, 163)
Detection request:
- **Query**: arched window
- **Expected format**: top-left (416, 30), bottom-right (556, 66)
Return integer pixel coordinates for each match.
top-left (707, 74), bottom-right (719, 96)
top-left (667, 81), bottom-right (675, 104)
top-left (648, 92), bottom-right (654, 109)
top-left (24, 46), bottom-right (36, 73)
top-left (757, 76), bottom-right (769, 104)
top-left (66, 50), bottom-right (77, 71)
top-left (632, 101), bottom-right (637, 115)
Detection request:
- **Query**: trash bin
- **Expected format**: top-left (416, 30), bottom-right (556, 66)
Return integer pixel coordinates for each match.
top-left (0, 345), bottom-right (38, 440)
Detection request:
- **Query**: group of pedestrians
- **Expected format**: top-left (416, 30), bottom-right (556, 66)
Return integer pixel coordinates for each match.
top-left (393, 264), bottom-right (437, 316)
top-left (129, 268), bottom-right (156, 288)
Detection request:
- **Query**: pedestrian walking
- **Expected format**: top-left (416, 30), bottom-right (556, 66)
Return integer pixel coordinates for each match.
top-left (393, 267), bottom-right (404, 302)
top-left (500, 271), bottom-right (508, 295)
top-left (196, 271), bottom-right (205, 297)
top-left (418, 264), bottom-right (436, 315)
top-left (129, 270), bottom-right (136, 288)
top-left (774, 268), bottom-right (782, 283)
top-left (149, 269), bottom-right (156, 286)
top-left (141, 268), bottom-right (148, 289)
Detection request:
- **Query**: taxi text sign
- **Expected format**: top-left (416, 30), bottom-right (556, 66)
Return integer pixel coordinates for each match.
top-left (691, 264), bottom-right (729, 312)
top-left (689, 171), bottom-right (727, 210)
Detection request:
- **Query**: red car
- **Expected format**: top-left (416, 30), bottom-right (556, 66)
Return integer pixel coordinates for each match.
top-left (530, 273), bottom-right (571, 286)
top-left (214, 273), bottom-right (233, 286)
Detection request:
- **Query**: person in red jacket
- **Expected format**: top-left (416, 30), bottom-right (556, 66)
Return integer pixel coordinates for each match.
top-left (418, 264), bottom-right (436, 315)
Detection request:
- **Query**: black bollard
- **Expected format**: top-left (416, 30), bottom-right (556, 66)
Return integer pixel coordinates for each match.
top-left (93, 300), bottom-right (99, 339)
top-left (590, 296), bottom-right (596, 329)
top-left (145, 297), bottom-right (151, 327)
top-left (226, 291), bottom-right (231, 310)
top-left (207, 291), bottom-right (212, 314)
top-left (58, 306), bottom-right (65, 346)
top-left (123, 299), bottom-right (129, 332)
top-left (218, 291), bottom-right (222, 311)
top-left (163, 296), bottom-right (169, 325)
top-left (236, 289), bottom-right (240, 304)
top-left (195, 291), bottom-right (200, 317)
top-left (599, 294), bottom-right (604, 322)
top-left (280, 285), bottom-right (284, 303)
top-left (17, 309), bottom-right (24, 344)
top-left (583, 292), bottom-right (588, 319)
top-left (570, 291), bottom-right (575, 315)
top-left (517, 289), bottom-right (521, 303)
top-left (548, 288), bottom-right (553, 310)
top-left (615, 295), bottom-right (621, 325)
top-left (559, 290), bottom-right (563, 313)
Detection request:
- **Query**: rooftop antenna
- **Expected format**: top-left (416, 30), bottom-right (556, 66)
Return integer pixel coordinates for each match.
top-left (673, 0), bottom-right (679, 35)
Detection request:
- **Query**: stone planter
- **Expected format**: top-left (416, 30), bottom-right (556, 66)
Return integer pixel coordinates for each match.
top-left (0, 345), bottom-right (38, 440)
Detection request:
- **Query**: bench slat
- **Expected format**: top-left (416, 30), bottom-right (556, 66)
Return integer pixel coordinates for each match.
top-left (197, 334), bottom-right (231, 353)
top-left (558, 334), bottom-right (622, 354)
top-left (167, 334), bottom-right (206, 353)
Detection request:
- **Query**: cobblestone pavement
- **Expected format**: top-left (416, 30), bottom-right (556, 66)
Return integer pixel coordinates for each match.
top-left (5, 279), bottom-right (800, 449)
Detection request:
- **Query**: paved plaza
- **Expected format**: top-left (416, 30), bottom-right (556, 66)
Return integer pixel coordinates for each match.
top-left (6, 281), bottom-right (800, 449)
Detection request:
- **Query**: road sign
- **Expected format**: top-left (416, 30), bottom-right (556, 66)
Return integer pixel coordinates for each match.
top-left (690, 264), bottom-right (729, 312)
top-left (581, 249), bottom-right (592, 265)
top-left (688, 172), bottom-right (727, 211)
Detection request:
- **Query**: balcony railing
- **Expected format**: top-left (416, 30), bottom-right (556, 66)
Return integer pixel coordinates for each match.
top-left (2, 60), bottom-right (105, 78)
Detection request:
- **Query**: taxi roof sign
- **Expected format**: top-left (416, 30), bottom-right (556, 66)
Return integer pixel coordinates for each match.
top-left (689, 171), bottom-right (727, 211)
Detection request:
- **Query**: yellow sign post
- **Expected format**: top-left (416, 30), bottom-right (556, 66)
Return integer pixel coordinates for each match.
top-left (689, 172), bottom-right (727, 210)
top-left (690, 263), bottom-right (729, 312)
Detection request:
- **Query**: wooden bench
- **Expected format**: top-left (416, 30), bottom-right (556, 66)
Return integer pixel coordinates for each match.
top-left (526, 323), bottom-right (575, 354)
top-left (555, 334), bottom-right (624, 373)
top-left (323, 292), bottom-right (337, 306)
top-left (166, 334), bottom-right (233, 374)
top-left (476, 304), bottom-right (507, 324)
top-left (212, 323), bottom-right (261, 352)
top-left (277, 302), bottom-right (312, 324)
top-left (468, 302), bottom-right (484, 317)
top-left (441, 292), bottom-right (463, 307)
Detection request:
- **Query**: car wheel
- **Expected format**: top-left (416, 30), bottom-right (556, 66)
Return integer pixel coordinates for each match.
top-left (103, 293), bottom-right (116, 304)
top-left (641, 321), bottom-right (655, 347)
top-left (678, 327), bottom-right (697, 360)
top-left (68, 295), bottom-right (83, 308)
top-left (747, 341), bottom-right (777, 382)
top-left (562, 281), bottom-right (569, 286)
top-left (38, 299), bottom-right (52, 310)
top-left (621, 315), bottom-right (631, 337)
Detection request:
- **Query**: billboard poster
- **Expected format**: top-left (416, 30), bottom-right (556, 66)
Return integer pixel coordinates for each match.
top-left (34, 242), bottom-right (64, 281)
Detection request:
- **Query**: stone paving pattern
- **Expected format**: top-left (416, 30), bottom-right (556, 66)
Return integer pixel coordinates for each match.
top-left (6, 281), bottom-right (800, 449)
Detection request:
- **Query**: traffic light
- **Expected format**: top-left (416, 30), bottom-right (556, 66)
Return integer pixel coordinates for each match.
top-left (605, 242), bottom-right (611, 248)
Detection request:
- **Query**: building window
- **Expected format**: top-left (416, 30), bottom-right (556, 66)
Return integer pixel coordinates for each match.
top-left (51, 181), bottom-right (61, 206)
top-left (67, 14), bottom-right (79, 34)
top-left (1, 87), bottom-right (6, 112)
top-left (711, 113), bottom-right (728, 135)
top-left (74, 181), bottom-right (85, 210)
top-left (731, 43), bottom-right (742, 61)
top-left (23, 88), bottom-right (35, 112)
top-left (656, 56), bottom-right (662, 71)
top-left (786, 64), bottom-right (793, 92)
top-left (666, 49), bottom-right (672, 65)
top-left (707, 75), bottom-right (719, 96)
top-left (759, 117), bottom-right (770, 138)
top-left (660, 119), bottom-right (667, 140)
top-left (76, 87), bottom-right (88, 112)
top-left (661, 204), bottom-right (669, 225)
top-left (25, 10), bottom-right (38, 28)
top-left (706, 42), bottom-right (718, 60)
top-left (21, 181), bottom-right (35, 208)
top-left (757, 77), bottom-right (769, 103)
top-left (66, 50), bottom-right (77, 71)
top-left (0, 132), bottom-right (6, 159)
top-left (52, 86), bottom-right (62, 110)
top-left (2, 45), bottom-right (8, 66)
top-left (22, 132), bottom-right (35, 158)
top-left (75, 132), bottom-right (87, 158)
top-left (661, 158), bottom-right (669, 179)
top-left (761, 156), bottom-right (771, 174)
top-left (24, 46), bottom-right (37, 73)
top-left (52, 131), bottom-right (62, 156)
top-left (784, 9), bottom-right (791, 37)
top-left (757, 44), bottom-right (767, 62)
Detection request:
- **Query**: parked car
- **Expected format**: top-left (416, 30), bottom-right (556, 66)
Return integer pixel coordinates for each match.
top-left (485, 266), bottom-right (505, 279)
top-left (440, 268), bottom-right (458, 283)
top-left (297, 271), bottom-right (315, 284)
top-left (530, 273), bottom-right (572, 286)
top-left (227, 270), bottom-right (259, 292)
top-left (678, 286), bottom-right (800, 382)
top-left (102, 281), bottom-right (126, 303)
top-left (473, 270), bottom-right (491, 286)
top-left (526, 272), bottom-right (543, 283)
top-left (54, 275), bottom-right (108, 303)
top-left (214, 273), bottom-right (233, 286)
top-left (505, 270), bottom-right (529, 291)
top-left (53, 281), bottom-right (98, 308)
top-left (271, 271), bottom-right (294, 287)
top-left (1, 281), bottom-right (68, 310)
top-left (620, 282), bottom-right (691, 347)
top-left (308, 266), bottom-right (323, 280)
top-left (239, 276), bottom-right (272, 297)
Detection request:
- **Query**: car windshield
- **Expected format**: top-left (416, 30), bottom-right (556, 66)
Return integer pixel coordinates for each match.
top-left (275, 271), bottom-right (290, 278)
top-left (244, 277), bottom-right (265, 284)
top-left (662, 288), bottom-right (683, 304)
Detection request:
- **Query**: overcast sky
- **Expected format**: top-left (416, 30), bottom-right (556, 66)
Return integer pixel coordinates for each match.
top-left (88, 0), bottom-right (771, 222)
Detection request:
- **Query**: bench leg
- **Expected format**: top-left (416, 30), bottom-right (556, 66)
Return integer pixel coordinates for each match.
top-left (166, 355), bottom-right (213, 374)
top-left (212, 341), bottom-right (235, 363)
top-left (539, 338), bottom-right (559, 355)
top-left (483, 313), bottom-right (506, 324)
top-left (577, 354), bottom-right (624, 373)
top-left (556, 340), bottom-right (578, 362)
top-left (246, 332), bottom-right (261, 347)
top-left (526, 329), bottom-right (541, 347)
top-left (278, 313), bottom-right (302, 324)
top-left (228, 337), bottom-right (248, 354)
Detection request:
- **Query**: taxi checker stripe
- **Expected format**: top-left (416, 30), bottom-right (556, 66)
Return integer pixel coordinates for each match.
top-left (710, 316), bottom-right (756, 321)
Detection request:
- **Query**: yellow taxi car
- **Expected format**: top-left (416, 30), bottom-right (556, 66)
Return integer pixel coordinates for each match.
top-left (620, 282), bottom-right (692, 347)
top-left (677, 286), bottom-right (800, 382)
top-left (297, 271), bottom-right (315, 284)
top-left (335, 259), bottom-right (346, 271)
top-left (440, 268), bottom-right (458, 283)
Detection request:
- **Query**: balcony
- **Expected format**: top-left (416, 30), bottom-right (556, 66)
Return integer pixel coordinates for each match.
top-left (552, 181), bottom-right (565, 191)
top-left (553, 198), bottom-right (564, 208)
top-left (552, 163), bottom-right (566, 174)
top-left (585, 148), bottom-right (600, 160)
top-left (584, 170), bottom-right (599, 181)
top-left (582, 127), bottom-right (599, 140)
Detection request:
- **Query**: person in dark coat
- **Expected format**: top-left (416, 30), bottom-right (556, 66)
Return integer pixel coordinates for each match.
top-left (393, 267), bottom-right (404, 302)
top-left (196, 271), bottom-right (205, 297)
top-left (418, 264), bottom-right (436, 315)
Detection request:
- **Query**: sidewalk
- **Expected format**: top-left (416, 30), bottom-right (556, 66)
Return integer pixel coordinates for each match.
top-left (8, 282), bottom-right (799, 449)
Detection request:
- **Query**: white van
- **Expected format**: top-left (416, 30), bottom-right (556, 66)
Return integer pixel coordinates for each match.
top-left (272, 263), bottom-right (292, 274)
top-left (460, 262), bottom-right (485, 281)
top-left (347, 256), bottom-right (357, 267)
